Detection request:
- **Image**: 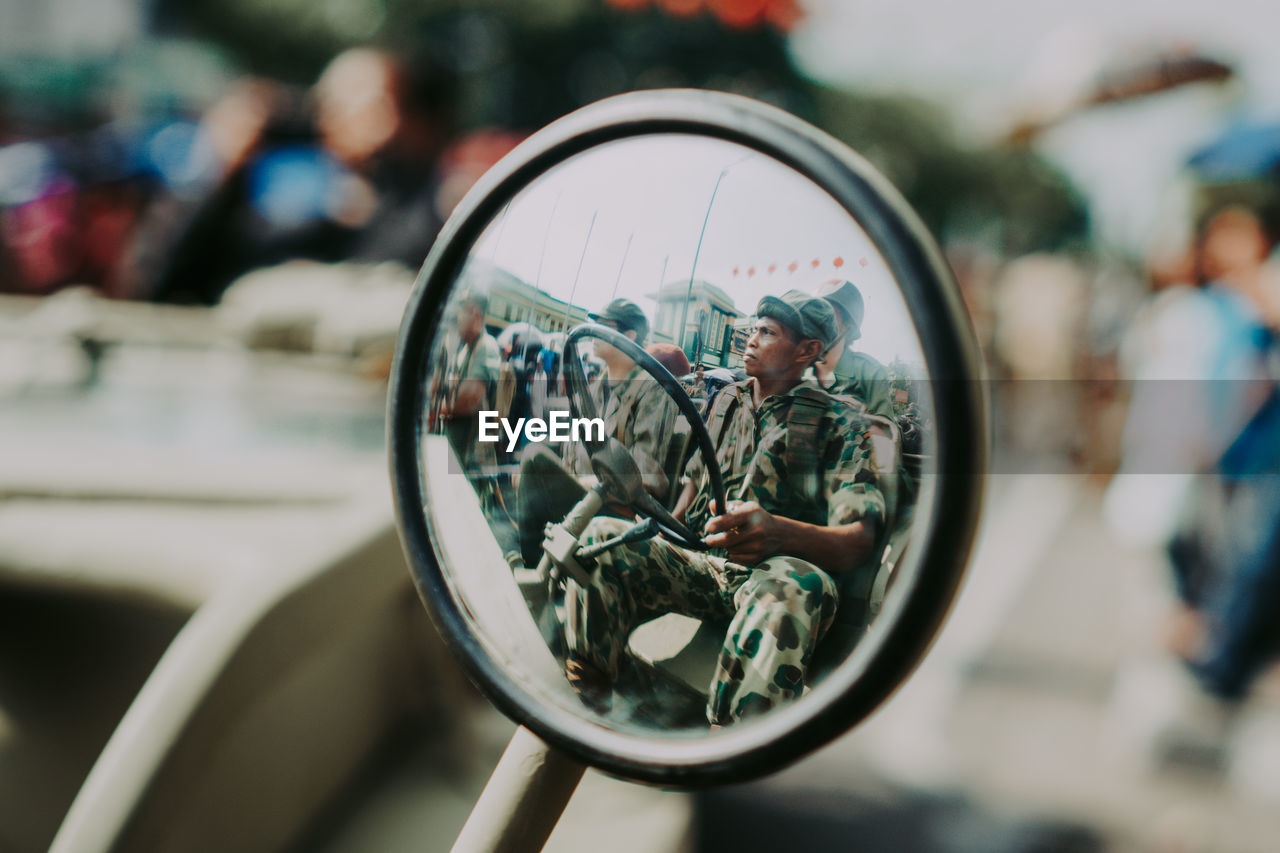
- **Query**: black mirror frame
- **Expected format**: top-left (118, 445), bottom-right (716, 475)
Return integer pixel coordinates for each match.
top-left (388, 89), bottom-right (986, 786)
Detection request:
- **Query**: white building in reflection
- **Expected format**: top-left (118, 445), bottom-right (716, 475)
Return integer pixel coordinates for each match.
top-left (651, 280), bottom-right (745, 368)
top-left (463, 264), bottom-right (748, 367)
top-left (462, 264), bottom-right (592, 334)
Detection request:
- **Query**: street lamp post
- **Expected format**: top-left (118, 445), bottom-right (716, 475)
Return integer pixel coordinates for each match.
top-left (677, 167), bottom-right (728, 361)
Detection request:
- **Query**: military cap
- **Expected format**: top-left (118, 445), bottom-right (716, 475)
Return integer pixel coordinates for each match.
top-left (756, 290), bottom-right (838, 350)
top-left (589, 298), bottom-right (649, 343)
top-left (815, 279), bottom-right (865, 342)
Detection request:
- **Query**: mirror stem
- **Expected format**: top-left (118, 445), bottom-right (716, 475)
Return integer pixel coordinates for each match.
top-left (453, 726), bottom-right (586, 853)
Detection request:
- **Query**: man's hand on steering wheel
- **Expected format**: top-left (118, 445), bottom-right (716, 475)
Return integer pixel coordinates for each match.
top-left (703, 501), bottom-right (785, 566)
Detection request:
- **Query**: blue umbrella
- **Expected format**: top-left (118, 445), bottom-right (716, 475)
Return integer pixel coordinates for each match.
top-left (1187, 120), bottom-right (1280, 183)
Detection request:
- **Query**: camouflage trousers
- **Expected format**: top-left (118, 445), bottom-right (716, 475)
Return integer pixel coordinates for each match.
top-left (565, 517), bottom-right (839, 724)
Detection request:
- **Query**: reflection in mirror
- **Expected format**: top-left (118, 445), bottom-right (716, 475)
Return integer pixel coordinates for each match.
top-left (421, 135), bottom-right (934, 734)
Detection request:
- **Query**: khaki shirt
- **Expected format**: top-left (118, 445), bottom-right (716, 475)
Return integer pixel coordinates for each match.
top-left (567, 364), bottom-right (680, 499)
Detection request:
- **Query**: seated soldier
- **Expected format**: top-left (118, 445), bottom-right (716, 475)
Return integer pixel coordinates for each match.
top-left (567, 298), bottom-right (678, 498)
top-left (564, 290), bottom-right (885, 724)
top-left (812, 279), bottom-right (895, 421)
top-left (813, 278), bottom-right (917, 542)
top-left (518, 298), bottom-right (680, 566)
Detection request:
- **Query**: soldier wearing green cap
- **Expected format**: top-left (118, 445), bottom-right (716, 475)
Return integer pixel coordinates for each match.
top-left (564, 290), bottom-right (885, 725)
top-left (813, 279), bottom-right (916, 559)
top-left (558, 298), bottom-right (679, 497)
top-left (813, 279), bottom-right (895, 421)
top-left (518, 298), bottom-right (681, 567)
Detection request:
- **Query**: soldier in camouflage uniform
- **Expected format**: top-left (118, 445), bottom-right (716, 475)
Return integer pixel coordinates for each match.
top-left (519, 299), bottom-right (680, 566)
top-left (565, 291), bottom-right (884, 724)
top-left (812, 279), bottom-right (895, 421)
top-left (813, 278), bottom-right (917, 544)
top-left (565, 298), bottom-right (679, 499)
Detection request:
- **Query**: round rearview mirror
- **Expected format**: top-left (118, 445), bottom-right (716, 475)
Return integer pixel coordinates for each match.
top-left (389, 90), bottom-right (985, 789)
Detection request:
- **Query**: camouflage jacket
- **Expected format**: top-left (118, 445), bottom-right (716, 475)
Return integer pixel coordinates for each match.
top-left (682, 378), bottom-right (885, 571)
top-left (568, 364), bottom-right (680, 499)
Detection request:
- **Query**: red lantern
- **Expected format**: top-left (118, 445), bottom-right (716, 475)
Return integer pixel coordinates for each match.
top-left (708, 0), bottom-right (768, 29)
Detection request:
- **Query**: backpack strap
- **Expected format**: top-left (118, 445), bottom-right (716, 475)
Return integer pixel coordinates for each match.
top-left (786, 385), bottom-right (834, 507)
top-left (704, 382), bottom-right (744, 451)
top-left (787, 386), bottom-right (882, 629)
top-left (682, 383), bottom-right (743, 498)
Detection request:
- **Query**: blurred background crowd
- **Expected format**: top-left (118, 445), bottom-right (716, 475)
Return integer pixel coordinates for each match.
top-left (5, 0), bottom-right (1280, 851)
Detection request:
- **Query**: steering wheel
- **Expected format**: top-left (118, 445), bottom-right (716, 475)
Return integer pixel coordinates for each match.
top-left (563, 324), bottom-right (727, 552)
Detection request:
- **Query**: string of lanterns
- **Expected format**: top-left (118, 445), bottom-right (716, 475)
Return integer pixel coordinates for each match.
top-left (730, 256), bottom-right (870, 276)
top-left (604, 0), bottom-right (804, 32)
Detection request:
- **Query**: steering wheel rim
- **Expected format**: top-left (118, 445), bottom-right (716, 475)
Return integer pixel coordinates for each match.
top-left (562, 323), bottom-right (727, 551)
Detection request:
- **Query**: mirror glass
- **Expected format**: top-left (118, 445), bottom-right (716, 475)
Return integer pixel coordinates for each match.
top-left (417, 134), bottom-right (935, 735)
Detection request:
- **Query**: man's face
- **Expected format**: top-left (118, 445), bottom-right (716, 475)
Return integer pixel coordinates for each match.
top-left (592, 319), bottom-right (635, 359)
top-left (458, 303), bottom-right (484, 341)
top-left (743, 316), bottom-right (808, 380)
top-left (1201, 209), bottom-right (1268, 280)
top-left (315, 50), bottom-right (401, 167)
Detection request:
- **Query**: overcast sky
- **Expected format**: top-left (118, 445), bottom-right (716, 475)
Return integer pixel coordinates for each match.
top-left (468, 134), bottom-right (925, 366)
top-left (791, 0), bottom-right (1280, 255)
